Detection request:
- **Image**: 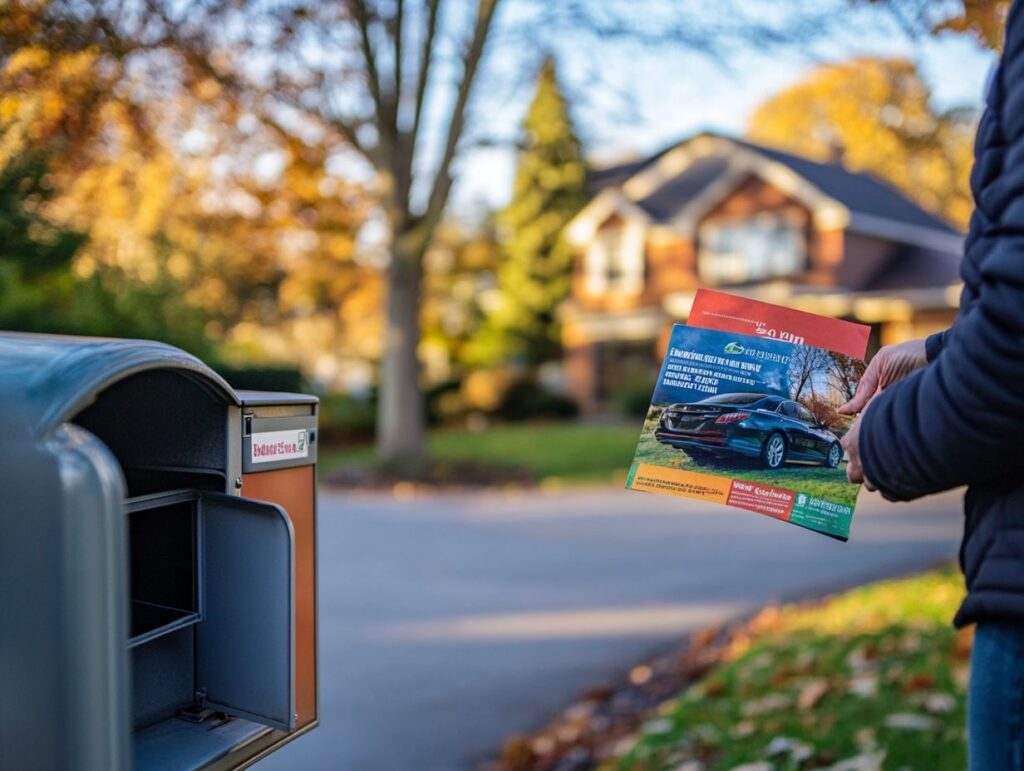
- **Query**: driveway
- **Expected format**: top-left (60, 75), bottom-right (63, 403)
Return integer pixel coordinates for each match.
top-left (256, 486), bottom-right (964, 771)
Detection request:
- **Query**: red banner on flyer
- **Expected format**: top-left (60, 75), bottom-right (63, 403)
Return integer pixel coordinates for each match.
top-left (688, 289), bottom-right (870, 359)
top-left (727, 479), bottom-right (795, 521)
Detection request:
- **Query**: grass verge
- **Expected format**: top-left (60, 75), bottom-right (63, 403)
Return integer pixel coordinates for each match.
top-left (616, 568), bottom-right (969, 770)
top-left (492, 567), bottom-right (970, 771)
top-left (320, 421), bottom-right (641, 487)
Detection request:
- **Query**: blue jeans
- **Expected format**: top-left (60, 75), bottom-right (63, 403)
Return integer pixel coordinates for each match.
top-left (970, 622), bottom-right (1024, 770)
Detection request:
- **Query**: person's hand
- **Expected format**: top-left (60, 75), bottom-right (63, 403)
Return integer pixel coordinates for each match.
top-left (841, 412), bottom-right (877, 491)
top-left (838, 338), bottom-right (929, 416)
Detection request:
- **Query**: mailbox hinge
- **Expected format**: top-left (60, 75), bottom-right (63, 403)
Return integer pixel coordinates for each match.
top-left (178, 689), bottom-right (213, 723)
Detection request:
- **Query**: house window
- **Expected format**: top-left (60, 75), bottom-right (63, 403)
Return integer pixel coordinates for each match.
top-left (585, 223), bottom-right (645, 294)
top-left (698, 213), bottom-right (805, 284)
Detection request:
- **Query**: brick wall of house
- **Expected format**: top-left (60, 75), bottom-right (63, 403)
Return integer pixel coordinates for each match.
top-left (701, 175), bottom-right (809, 223)
top-left (563, 340), bottom-right (597, 412)
top-left (644, 229), bottom-right (697, 299)
top-left (810, 228), bottom-right (845, 286)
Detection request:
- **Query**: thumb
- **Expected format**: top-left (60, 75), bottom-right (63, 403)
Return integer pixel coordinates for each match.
top-left (839, 362), bottom-right (878, 415)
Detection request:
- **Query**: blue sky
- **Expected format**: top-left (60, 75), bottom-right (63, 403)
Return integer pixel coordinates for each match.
top-left (450, 14), bottom-right (997, 216)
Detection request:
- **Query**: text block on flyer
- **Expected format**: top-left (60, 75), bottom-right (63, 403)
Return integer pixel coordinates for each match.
top-left (627, 464), bottom-right (731, 503)
top-left (726, 480), bottom-right (795, 521)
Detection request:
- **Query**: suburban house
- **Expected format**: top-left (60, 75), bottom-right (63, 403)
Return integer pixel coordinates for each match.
top-left (561, 132), bottom-right (964, 413)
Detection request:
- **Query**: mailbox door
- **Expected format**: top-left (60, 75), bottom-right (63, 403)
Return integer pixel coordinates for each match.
top-left (197, 493), bottom-right (296, 732)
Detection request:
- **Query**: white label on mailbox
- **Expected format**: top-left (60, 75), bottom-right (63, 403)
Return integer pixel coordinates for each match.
top-left (251, 428), bottom-right (309, 464)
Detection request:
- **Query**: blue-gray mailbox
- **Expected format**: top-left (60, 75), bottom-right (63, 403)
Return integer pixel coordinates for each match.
top-left (0, 333), bottom-right (319, 770)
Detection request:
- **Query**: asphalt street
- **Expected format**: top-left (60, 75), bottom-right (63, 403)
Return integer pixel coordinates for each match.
top-left (256, 485), bottom-right (964, 771)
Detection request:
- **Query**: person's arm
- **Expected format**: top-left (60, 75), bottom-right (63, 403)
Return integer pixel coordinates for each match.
top-left (924, 329), bottom-right (947, 362)
top-left (856, 5), bottom-right (1024, 501)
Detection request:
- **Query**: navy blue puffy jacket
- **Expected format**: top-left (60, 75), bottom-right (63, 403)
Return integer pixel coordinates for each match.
top-left (860, 1), bottom-right (1024, 627)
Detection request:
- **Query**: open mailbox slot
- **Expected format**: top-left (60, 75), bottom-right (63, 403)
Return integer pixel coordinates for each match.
top-left (127, 491), bottom-right (201, 647)
top-left (126, 489), bottom-right (297, 734)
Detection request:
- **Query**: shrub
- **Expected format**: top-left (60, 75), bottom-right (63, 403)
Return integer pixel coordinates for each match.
top-left (495, 378), bottom-right (578, 421)
top-left (426, 379), bottom-right (464, 426)
top-left (461, 367), bottom-right (520, 413)
top-left (614, 376), bottom-right (657, 418)
top-left (215, 365), bottom-right (308, 394)
top-left (317, 392), bottom-right (376, 444)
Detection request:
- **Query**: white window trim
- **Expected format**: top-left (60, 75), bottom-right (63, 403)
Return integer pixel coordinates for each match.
top-left (584, 220), bottom-right (646, 295)
top-left (584, 236), bottom-right (609, 294)
top-left (618, 220), bottom-right (646, 294)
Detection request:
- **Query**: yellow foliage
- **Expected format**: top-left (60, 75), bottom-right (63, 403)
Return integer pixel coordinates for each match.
top-left (748, 58), bottom-right (974, 230)
top-left (4, 45), bottom-right (49, 75)
top-left (461, 368), bottom-right (519, 412)
top-left (1, 22), bottom-right (375, 377)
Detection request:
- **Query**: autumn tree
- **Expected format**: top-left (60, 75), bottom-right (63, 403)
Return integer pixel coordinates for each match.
top-left (0, 1), bottom-right (374, 365)
top-left (470, 57), bottom-right (585, 369)
top-left (748, 58), bottom-right (977, 228)
top-left (4, 0), bottom-right (1004, 463)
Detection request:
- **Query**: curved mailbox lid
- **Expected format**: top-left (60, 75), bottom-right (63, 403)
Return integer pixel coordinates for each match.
top-left (0, 332), bottom-right (239, 440)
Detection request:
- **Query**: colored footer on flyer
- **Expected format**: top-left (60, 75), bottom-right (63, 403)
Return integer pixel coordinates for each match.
top-left (626, 462), bottom-right (852, 540)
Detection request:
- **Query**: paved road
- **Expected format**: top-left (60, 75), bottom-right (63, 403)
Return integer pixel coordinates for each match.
top-left (257, 486), bottom-right (964, 771)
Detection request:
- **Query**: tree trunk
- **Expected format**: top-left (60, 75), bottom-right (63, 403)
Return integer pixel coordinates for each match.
top-left (376, 233), bottom-right (426, 463)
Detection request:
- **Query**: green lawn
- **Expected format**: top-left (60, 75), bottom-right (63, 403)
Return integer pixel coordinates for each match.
top-left (612, 568), bottom-right (970, 771)
top-left (634, 407), bottom-right (858, 507)
top-left (319, 421), bottom-right (642, 485)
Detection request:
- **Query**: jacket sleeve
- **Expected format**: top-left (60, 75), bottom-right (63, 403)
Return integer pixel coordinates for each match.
top-left (924, 330), bottom-right (947, 362)
top-left (859, 5), bottom-right (1024, 500)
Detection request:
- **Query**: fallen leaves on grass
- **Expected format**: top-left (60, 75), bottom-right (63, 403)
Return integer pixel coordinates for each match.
top-left (611, 568), bottom-right (968, 770)
top-left (484, 568), bottom-right (968, 771)
top-left (797, 678), bottom-right (829, 710)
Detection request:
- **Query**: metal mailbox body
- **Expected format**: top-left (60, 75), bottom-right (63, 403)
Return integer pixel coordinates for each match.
top-left (0, 332), bottom-right (318, 771)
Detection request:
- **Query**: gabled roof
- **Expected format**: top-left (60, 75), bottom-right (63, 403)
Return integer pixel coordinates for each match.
top-left (585, 145), bottom-right (676, 197)
top-left (635, 156), bottom-right (730, 221)
top-left (731, 139), bottom-right (958, 236)
top-left (573, 133), bottom-right (963, 255)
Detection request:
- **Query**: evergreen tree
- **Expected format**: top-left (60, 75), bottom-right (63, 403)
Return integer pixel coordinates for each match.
top-left (471, 57), bottom-right (585, 368)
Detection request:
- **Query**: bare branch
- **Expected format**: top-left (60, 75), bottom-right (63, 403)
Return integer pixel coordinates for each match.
top-left (347, 0), bottom-right (387, 142)
top-left (389, 0), bottom-right (440, 209)
top-left (420, 0), bottom-right (500, 241)
top-left (331, 115), bottom-right (374, 162)
top-left (411, 0), bottom-right (440, 145)
top-left (392, 0), bottom-right (404, 120)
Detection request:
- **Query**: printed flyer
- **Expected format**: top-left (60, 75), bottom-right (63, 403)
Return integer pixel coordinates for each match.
top-left (625, 291), bottom-right (870, 541)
